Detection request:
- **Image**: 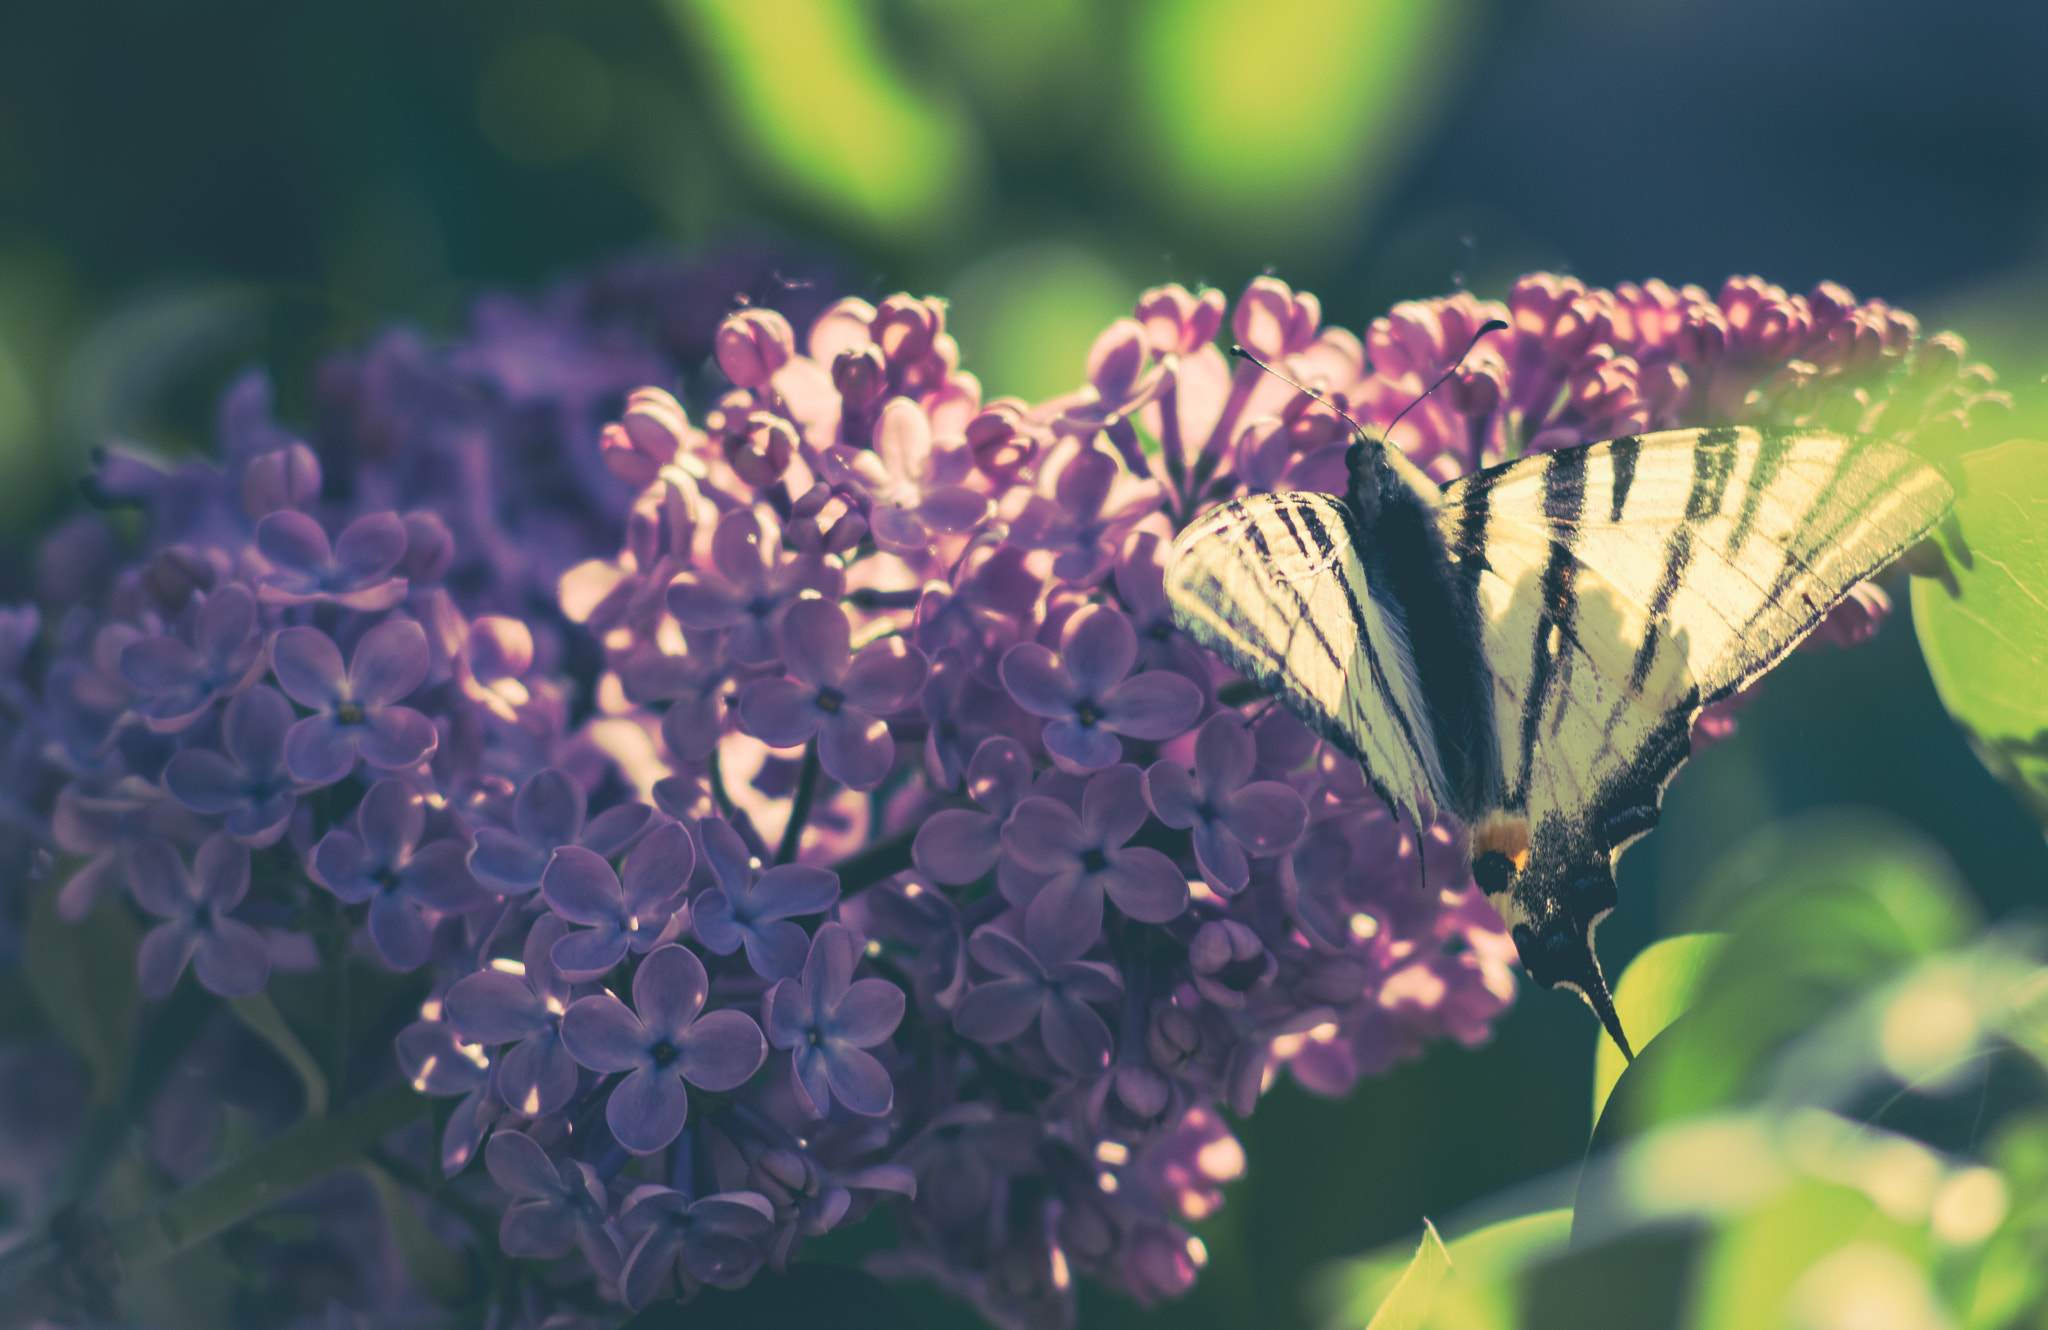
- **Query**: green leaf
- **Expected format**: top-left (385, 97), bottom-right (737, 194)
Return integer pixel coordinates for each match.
top-left (358, 1161), bottom-right (472, 1307)
top-left (23, 875), bottom-right (139, 1101)
top-left (1593, 934), bottom-right (1727, 1125)
top-left (1365, 1219), bottom-right (1455, 1330)
top-left (230, 993), bottom-right (328, 1119)
top-left (1912, 439), bottom-right (2048, 830)
top-left (1321, 1211), bottom-right (1575, 1330)
top-left (1616, 811), bottom-right (1974, 1134)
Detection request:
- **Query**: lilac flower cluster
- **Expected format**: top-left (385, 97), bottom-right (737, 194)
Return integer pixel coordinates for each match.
top-left (0, 260), bottom-right (2003, 1327)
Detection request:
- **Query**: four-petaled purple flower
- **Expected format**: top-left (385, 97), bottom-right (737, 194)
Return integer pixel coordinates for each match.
top-left (311, 777), bottom-right (486, 970)
top-left (953, 924), bottom-right (1122, 1075)
top-left (1144, 713), bottom-right (1308, 894)
top-left (541, 821), bottom-right (695, 979)
top-left (617, 1186), bottom-right (776, 1307)
top-left (738, 599), bottom-right (927, 791)
top-left (484, 1129), bottom-right (623, 1281)
top-left (764, 922), bottom-right (906, 1118)
top-left (822, 398), bottom-right (991, 554)
top-left (665, 507), bottom-right (843, 667)
top-left (692, 816), bottom-right (840, 980)
top-left (271, 620), bottom-right (438, 785)
top-left (162, 684), bottom-right (302, 847)
top-left (117, 583), bottom-right (266, 732)
top-left (1002, 764), bottom-right (1190, 958)
top-left (128, 832), bottom-right (270, 999)
top-left (1000, 605), bottom-right (1202, 773)
top-left (445, 913), bottom-right (581, 1117)
top-left (1007, 445), bottom-right (1164, 585)
top-left (471, 766), bottom-right (653, 895)
top-left (558, 943), bottom-right (767, 1154)
top-left (255, 509), bottom-right (409, 610)
top-left (912, 735), bottom-right (1034, 886)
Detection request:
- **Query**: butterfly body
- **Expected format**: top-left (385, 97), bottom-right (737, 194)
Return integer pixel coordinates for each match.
top-left (1167, 425), bottom-right (1954, 1055)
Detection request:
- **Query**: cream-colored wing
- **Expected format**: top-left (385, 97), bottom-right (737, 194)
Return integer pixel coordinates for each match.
top-left (1166, 490), bottom-right (1447, 826)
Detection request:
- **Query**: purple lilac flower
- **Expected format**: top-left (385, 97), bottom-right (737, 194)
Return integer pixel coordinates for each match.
top-left (953, 924), bottom-right (1122, 1075)
top-left (1144, 713), bottom-right (1308, 895)
top-left (127, 833), bottom-right (269, 999)
top-left (1001, 763), bottom-right (1188, 956)
top-left (691, 815), bottom-right (840, 980)
top-left (540, 821), bottom-right (695, 978)
top-left (558, 943), bottom-right (767, 1154)
top-left (161, 684), bottom-right (301, 847)
top-left (1007, 445), bottom-right (1164, 586)
top-left (617, 1186), bottom-right (776, 1306)
top-left (444, 913), bottom-right (580, 1117)
top-left (912, 735), bottom-right (1034, 885)
top-left (271, 620), bottom-right (437, 784)
top-left (860, 876), bottom-right (970, 1020)
top-left (822, 397), bottom-right (991, 553)
top-left (1000, 605), bottom-right (1202, 773)
top-left (469, 766), bottom-right (652, 895)
top-left (396, 1018), bottom-right (493, 1098)
top-left (484, 1129), bottom-right (622, 1280)
top-left (738, 599), bottom-right (927, 791)
top-left (764, 922), bottom-right (906, 1118)
top-left (1187, 920), bottom-right (1276, 1009)
top-left (750, 1147), bottom-right (917, 1271)
top-left (254, 510), bottom-right (409, 610)
top-left (665, 507), bottom-right (843, 667)
top-left (116, 583), bottom-right (266, 732)
top-left (310, 778), bottom-right (486, 970)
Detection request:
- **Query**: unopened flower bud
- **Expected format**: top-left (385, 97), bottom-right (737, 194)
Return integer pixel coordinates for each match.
top-left (873, 294), bottom-right (942, 369)
top-left (833, 345), bottom-right (888, 413)
top-left (1232, 276), bottom-right (1319, 359)
top-left (1677, 303), bottom-right (1729, 366)
top-left (1136, 283), bottom-right (1226, 356)
top-left (1057, 1193), bottom-right (1121, 1264)
top-left (1449, 362), bottom-right (1504, 418)
top-left (399, 511), bottom-right (455, 583)
top-left (142, 544), bottom-right (224, 613)
top-left (751, 1147), bottom-right (818, 1211)
top-left (724, 412), bottom-right (798, 488)
top-left (1909, 331), bottom-right (1967, 386)
top-left (1188, 920), bottom-right (1274, 1009)
top-left (1147, 1005), bottom-right (1202, 1073)
top-left (1638, 360), bottom-right (1690, 419)
top-left (1507, 272), bottom-right (1583, 338)
top-left (715, 308), bottom-right (796, 390)
top-left (242, 443), bottom-right (322, 519)
top-left (966, 400), bottom-right (1036, 485)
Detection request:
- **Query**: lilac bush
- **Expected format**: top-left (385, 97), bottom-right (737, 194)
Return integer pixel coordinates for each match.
top-left (0, 261), bottom-right (2009, 1327)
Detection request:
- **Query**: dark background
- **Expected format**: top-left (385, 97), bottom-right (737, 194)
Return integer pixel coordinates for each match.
top-left (3, 1), bottom-right (2044, 1325)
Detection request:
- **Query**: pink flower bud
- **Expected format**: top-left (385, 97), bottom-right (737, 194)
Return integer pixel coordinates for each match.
top-left (714, 308), bottom-right (795, 390)
top-left (1568, 350), bottom-right (1638, 419)
top-left (1677, 303), bottom-right (1730, 366)
top-left (1508, 272), bottom-right (1585, 338)
top-left (1087, 319), bottom-right (1151, 402)
top-left (833, 345), bottom-right (888, 413)
top-left (873, 294), bottom-right (942, 368)
top-left (399, 511), bottom-right (455, 583)
top-left (1135, 283), bottom-right (1226, 356)
top-left (724, 412), bottom-right (798, 488)
top-left (1370, 302), bottom-right (1448, 379)
top-left (1807, 280), bottom-right (1859, 331)
top-left (1448, 359), bottom-right (1505, 418)
top-left (807, 296), bottom-right (877, 364)
top-left (966, 400), bottom-right (1036, 486)
top-left (1638, 360), bottom-right (1690, 419)
top-left (1232, 277), bottom-right (1320, 358)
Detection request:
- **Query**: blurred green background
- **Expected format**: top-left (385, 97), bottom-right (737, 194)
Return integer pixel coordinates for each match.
top-left (3, 1), bottom-right (2046, 1326)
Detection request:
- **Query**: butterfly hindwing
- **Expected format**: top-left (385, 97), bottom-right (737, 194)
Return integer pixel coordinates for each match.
top-left (1167, 490), bottom-right (1448, 828)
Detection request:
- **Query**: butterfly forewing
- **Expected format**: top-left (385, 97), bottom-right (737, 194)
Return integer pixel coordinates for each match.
top-left (1166, 490), bottom-right (1448, 827)
top-left (1442, 426), bottom-right (1953, 932)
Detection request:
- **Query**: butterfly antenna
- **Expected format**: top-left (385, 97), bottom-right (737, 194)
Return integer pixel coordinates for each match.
top-left (1381, 319), bottom-right (1508, 441)
top-left (1228, 345), bottom-right (1373, 440)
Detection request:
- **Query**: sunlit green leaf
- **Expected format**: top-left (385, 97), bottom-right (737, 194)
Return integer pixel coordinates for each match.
top-left (1912, 439), bottom-right (2048, 831)
top-left (665, 0), bottom-right (977, 245)
top-left (1689, 1176), bottom-right (1925, 1330)
top-left (1365, 1219), bottom-right (1455, 1330)
top-left (1594, 933), bottom-right (1727, 1124)
top-left (358, 1161), bottom-right (473, 1307)
top-left (1616, 813), bottom-right (1973, 1136)
top-left (1965, 1113), bottom-right (2048, 1328)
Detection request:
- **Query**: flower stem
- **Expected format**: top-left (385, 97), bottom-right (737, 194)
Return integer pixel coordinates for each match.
top-left (775, 738), bottom-right (821, 865)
